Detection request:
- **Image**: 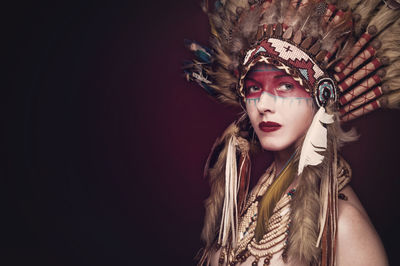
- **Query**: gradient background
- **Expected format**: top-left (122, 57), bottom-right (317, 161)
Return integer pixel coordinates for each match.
top-left (5, 1), bottom-right (400, 265)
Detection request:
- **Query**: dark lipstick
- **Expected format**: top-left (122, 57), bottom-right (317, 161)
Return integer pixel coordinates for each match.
top-left (259, 121), bottom-right (281, 132)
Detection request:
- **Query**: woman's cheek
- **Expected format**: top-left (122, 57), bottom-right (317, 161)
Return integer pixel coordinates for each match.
top-left (296, 104), bottom-right (314, 134)
top-left (284, 101), bottom-right (313, 134)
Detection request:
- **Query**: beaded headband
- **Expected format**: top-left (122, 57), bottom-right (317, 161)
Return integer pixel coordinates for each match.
top-left (238, 34), bottom-right (338, 107)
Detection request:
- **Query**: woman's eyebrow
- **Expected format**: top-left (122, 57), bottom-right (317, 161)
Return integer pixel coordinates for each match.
top-left (274, 74), bottom-right (291, 79)
top-left (252, 66), bottom-right (280, 72)
top-left (245, 77), bottom-right (262, 84)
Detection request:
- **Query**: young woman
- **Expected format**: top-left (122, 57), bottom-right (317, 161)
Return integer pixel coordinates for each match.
top-left (184, 0), bottom-right (400, 265)
top-left (207, 63), bottom-right (387, 265)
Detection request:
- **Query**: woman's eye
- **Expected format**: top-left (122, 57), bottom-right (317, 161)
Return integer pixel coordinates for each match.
top-left (247, 86), bottom-right (261, 94)
top-left (277, 83), bottom-right (294, 91)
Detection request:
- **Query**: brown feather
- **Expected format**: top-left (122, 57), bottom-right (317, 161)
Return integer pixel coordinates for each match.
top-left (353, 0), bottom-right (382, 36)
top-left (382, 60), bottom-right (400, 92)
top-left (368, 4), bottom-right (400, 34)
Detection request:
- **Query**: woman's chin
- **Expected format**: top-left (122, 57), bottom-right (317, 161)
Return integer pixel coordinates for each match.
top-left (258, 137), bottom-right (298, 152)
top-left (260, 142), bottom-right (290, 152)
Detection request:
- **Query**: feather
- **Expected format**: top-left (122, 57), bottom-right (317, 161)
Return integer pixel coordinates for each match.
top-left (288, 164), bottom-right (320, 264)
top-left (239, 8), bottom-right (262, 39)
top-left (382, 89), bottom-right (400, 109)
top-left (345, 0), bottom-right (363, 10)
top-left (184, 39), bottom-right (213, 64)
top-left (383, 60), bottom-right (400, 93)
top-left (200, 124), bottom-right (238, 252)
top-left (353, 0), bottom-right (382, 35)
top-left (218, 135), bottom-right (239, 247)
top-left (368, 5), bottom-right (400, 35)
top-left (298, 107), bottom-right (334, 175)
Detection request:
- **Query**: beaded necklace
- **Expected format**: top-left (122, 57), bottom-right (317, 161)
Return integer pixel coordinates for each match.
top-left (218, 163), bottom-right (296, 266)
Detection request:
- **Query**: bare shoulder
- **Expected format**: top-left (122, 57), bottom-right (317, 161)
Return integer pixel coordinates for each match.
top-left (336, 186), bottom-right (388, 266)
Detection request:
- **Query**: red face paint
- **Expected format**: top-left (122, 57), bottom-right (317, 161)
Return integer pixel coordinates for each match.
top-left (244, 63), bottom-right (310, 99)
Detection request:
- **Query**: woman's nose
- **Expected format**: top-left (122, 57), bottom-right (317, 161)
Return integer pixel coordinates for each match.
top-left (256, 91), bottom-right (276, 114)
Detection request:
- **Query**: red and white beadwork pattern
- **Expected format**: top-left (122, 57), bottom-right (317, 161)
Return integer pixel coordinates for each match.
top-left (244, 38), bottom-right (324, 88)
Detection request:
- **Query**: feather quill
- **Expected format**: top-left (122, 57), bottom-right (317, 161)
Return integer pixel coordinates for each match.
top-left (298, 107), bottom-right (334, 175)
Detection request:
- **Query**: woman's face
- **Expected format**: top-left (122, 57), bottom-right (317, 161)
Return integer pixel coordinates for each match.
top-left (244, 63), bottom-right (315, 152)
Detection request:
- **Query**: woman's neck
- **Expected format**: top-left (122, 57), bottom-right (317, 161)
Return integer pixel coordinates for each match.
top-left (273, 147), bottom-right (295, 174)
top-left (273, 146), bottom-right (301, 191)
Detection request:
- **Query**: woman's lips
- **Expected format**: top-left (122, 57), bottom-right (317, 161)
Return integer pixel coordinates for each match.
top-left (259, 121), bottom-right (282, 132)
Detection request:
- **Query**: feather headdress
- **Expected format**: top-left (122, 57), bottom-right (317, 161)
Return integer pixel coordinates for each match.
top-left (184, 0), bottom-right (400, 119)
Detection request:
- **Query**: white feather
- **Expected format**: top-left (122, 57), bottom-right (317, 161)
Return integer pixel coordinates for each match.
top-left (298, 107), bottom-right (334, 175)
top-left (218, 136), bottom-right (239, 248)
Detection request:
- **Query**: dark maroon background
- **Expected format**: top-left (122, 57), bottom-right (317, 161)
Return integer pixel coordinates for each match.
top-left (4, 1), bottom-right (400, 265)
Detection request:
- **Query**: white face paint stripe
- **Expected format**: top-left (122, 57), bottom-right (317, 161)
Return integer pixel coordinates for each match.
top-left (246, 91), bottom-right (313, 109)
